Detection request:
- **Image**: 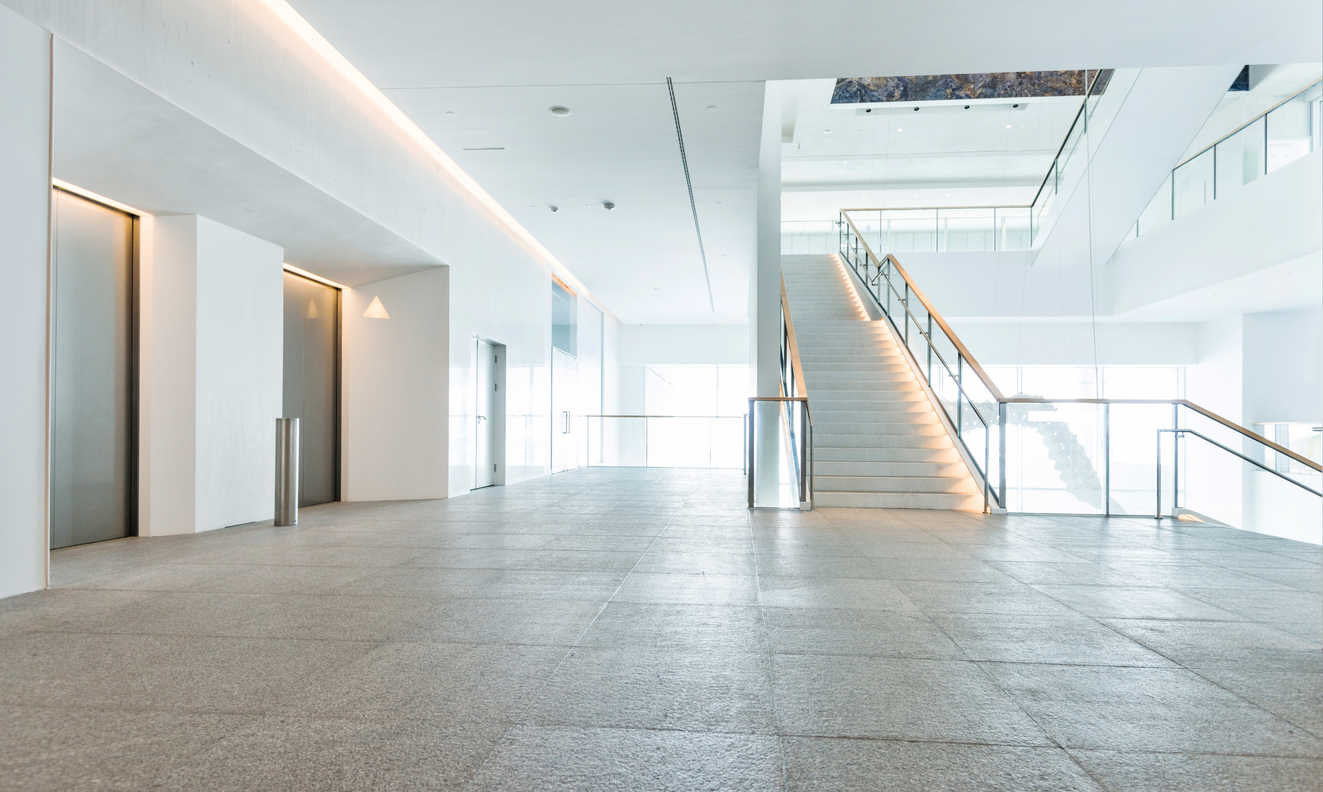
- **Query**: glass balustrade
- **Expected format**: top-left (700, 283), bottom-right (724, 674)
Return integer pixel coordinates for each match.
top-left (584, 415), bottom-right (745, 469)
top-left (836, 209), bottom-right (1321, 532)
top-left (1129, 78), bottom-right (1321, 240)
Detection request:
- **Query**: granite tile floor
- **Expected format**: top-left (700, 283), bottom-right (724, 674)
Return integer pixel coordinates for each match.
top-left (1, 467), bottom-right (1319, 791)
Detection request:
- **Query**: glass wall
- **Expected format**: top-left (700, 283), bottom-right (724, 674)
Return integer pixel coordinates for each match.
top-left (587, 365), bottom-right (749, 469)
top-left (984, 365), bottom-right (1184, 514)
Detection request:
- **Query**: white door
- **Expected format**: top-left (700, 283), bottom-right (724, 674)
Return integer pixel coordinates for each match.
top-left (551, 347), bottom-right (578, 473)
top-left (475, 339), bottom-right (497, 488)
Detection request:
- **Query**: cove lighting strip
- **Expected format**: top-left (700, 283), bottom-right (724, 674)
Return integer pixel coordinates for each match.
top-left (253, 0), bottom-right (596, 302)
top-left (284, 263), bottom-right (348, 290)
top-left (52, 178), bottom-right (148, 217)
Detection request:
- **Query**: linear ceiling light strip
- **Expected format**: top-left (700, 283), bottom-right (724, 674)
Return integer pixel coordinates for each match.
top-left (666, 77), bottom-right (716, 313)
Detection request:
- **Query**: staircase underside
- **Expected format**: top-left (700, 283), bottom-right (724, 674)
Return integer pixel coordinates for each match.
top-left (784, 254), bottom-right (982, 511)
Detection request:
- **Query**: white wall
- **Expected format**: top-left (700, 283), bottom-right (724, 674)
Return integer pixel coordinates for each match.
top-left (194, 218), bottom-right (283, 530)
top-left (620, 325), bottom-right (750, 366)
top-left (948, 321), bottom-right (1198, 367)
top-left (343, 268), bottom-right (450, 502)
top-left (142, 215), bottom-right (284, 534)
top-left (0, 5), bottom-right (50, 597)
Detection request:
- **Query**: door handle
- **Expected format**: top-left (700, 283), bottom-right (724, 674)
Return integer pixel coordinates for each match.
top-left (562, 411), bottom-right (570, 434)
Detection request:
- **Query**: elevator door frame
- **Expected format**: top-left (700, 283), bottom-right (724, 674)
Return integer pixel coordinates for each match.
top-left (282, 269), bottom-right (342, 505)
top-left (50, 186), bottom-right (140, 546)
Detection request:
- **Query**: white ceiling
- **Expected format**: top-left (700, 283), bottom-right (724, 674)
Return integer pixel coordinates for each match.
top-left (779, 78), bottom-right (1083, 222)
top-left (286, 0), bottom-right (1322, 323)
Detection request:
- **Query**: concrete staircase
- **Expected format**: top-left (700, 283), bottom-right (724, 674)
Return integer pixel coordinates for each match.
top-left (782, 254), bottom-right (983, 510)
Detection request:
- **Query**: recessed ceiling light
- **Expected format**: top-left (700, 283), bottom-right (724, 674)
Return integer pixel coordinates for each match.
top-left (549, 106), bottom-right (571, 116)
top-left (896, 128), bottom-right (902, 132)
top-left (824, 129), bottom-right (832, 134)
top-left (602, 201), bottom-right (615, 210)
top-left (1006, 124), bottom-right (1012, 128)
top-left (445, 110), bottom-right (456, 116)
top-left (715, 201), bottom-right (723, 205)
top-left (549, 205), bottom-right (559, 212)
top-left (707, 105), bottom-right (717, 110)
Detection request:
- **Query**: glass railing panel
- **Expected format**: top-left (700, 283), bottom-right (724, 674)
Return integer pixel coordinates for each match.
top-left (876, 209), bottom-right (938, 253)
top-left (1172, 150), bottom-right (1214, 218)
top-left (1106, 403), bottom-right (1173, 516)
top-left (1003, 402), bottom-right (1106, 514)
top-left (1133, 174), bottom-right (1174, 236)
top-left (586, 416), bottom-right (647, 467)
top-left (1213, 116), bottom-right (1266, 199)
top-left (937, 208), bottom-right (996, 252)
top-left (750, 400), bottom-right (802, 508)
top-left (995, 207), bottom-right (1032, 251)
top-left (1266, 83), bottom-right (1321, 172)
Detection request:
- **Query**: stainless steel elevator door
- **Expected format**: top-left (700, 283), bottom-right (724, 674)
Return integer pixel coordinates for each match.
top-left (282, 273), bottom-right (339, 506)
top-left (50, 191), bottom-right (135, 549)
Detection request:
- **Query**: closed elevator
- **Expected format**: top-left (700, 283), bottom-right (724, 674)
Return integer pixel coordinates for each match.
top-left (282, 271), bottom-right (340, 506)
top-left (50, 189), bottom-right (136, 548)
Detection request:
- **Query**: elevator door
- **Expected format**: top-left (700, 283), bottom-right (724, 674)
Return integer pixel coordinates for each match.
top-left (474, 339), bottom-right (497, 489)
top-left (50, 190), bottom-right (135, 549)
top-left (282, 273), bottom-right (339, 506)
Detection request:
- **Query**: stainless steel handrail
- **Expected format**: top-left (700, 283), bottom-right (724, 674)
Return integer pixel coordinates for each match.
top-left (840, 211), bottom-right (1008, 403)
top-left (837, 208), bottom-right (1321, 517)
top-left (1027, 69), bottom-right (1113, 213)
top-left (1157, 428), bottom-right (1323, 519)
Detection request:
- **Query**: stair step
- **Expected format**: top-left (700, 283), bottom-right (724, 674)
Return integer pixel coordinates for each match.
top-left (813, 491), bottom-right (984, 511)
top-left (815, 434), bottom-right (952, 449)
top-left (815, 475), bottom-right (979, 494)
top-left (814, 422), bottom-right (947, 437)
top-left (816, 460), bottom-right (968, 477)
top-left (816, 446), bottom-right (960, 463)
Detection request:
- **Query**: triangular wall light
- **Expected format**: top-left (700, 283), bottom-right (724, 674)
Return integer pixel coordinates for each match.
top-left (363, 296), bottom-right (390, 319)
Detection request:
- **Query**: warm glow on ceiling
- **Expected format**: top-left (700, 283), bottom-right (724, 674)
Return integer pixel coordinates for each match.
top-left (252, 0), bottom-right (600, 310)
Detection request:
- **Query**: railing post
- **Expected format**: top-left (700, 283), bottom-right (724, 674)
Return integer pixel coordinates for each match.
top-left (799, 400), bottom-right (808, 506)
top-left (747, 402), bottom-right (754, 508)
top-left (1156, 429), bottom-right (1163, 519)
top-left (903, 283), bottom-right (910, 346)
top-left (956, 356), bottom-right (963, 435)
top-left (1174, 407), bottom-right (1185, 510)
top-left (1103, 402), bottom-right (1111, 517)
top-left (998, 402), bottom-right (1007, 509)
top-left (926, 315), bottom-right (933, 384)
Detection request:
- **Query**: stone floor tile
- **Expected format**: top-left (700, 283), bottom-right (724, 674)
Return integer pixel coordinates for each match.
top-left (763, 607), bottom-right (963, 659)
top-left (467, 725), bottom-right (784, 792)
top-left (783, 737), bottom-right (1105, 792)
top-left (613, 572), bottom-right (760, 606)
top-left (158, 716), bottom-right (507, 792)
top-left (928, 611), bottom-right (1176, 666)
top-left (523, 647), bottom-right (777, 733)
top-left (772, 654), bottom-right (1052, 745)
top-left (983, 663), bottom-right (1322, 756)
top-left (1102, 618), bottom-right (1323, 672)
top-left (577, 602), bottom-right (767, 653)
top-left (397, 597), bottom-right (605, 646)
top-left (1068, 749), bottom-right (1323, 792)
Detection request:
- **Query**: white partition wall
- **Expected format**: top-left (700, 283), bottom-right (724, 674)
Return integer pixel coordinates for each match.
top-left (141, 215), bottom-right (284, 535)
top-left (0, 5), bottom-right (52, 597)
top-left (342, 267), bottom-right (450, 502)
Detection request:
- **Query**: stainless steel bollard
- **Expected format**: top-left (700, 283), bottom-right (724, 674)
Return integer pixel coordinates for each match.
top-left (275, 418), bottom-right (300, 526)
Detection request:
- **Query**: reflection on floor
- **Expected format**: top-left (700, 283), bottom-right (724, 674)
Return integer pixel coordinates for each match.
top-left (1, 467), bottom-right (1319, 791)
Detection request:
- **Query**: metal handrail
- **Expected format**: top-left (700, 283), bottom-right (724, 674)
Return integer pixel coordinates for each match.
top-left (841, 211), bottom-right (1007, 402)
top-left (1027, 69), bottom-right (1113, 212)
top-left (837, 208), bottom-right (1321, 518)
top-left (1157, 428), bottom-right (1323, 519)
